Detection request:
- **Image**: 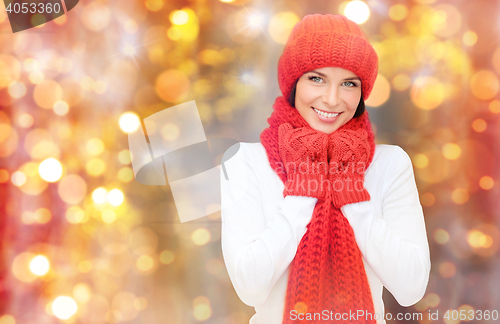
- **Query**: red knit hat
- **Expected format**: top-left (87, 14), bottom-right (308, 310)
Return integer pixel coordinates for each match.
top-left (278, 14), bottom-right (379, 102)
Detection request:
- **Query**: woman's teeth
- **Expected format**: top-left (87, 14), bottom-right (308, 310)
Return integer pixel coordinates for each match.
top-left (313, 107), bottom-right (340, 118)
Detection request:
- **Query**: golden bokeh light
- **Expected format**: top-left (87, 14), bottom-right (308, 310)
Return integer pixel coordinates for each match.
top-left (119, 112), bottom-right (141, 133)
top-left (170, 10), bottom-right (189, 25)
top-left (73, 283), bottom-right (92, 303)
top-left (92, 187), bottom-right (108, 204)
top-left (438, 261), bottom-right (456, 279)
top-left (193, 296), bottom-right (212, 321)
top-left (479, 176), bottom-right (494, 190)
top-left (102, 209), bottom-right (117, 223)
top-left (411, 76), bottom-right (445, 110)
top-left (420, 192), bottom-right (435, 207)
top-left (118, 167), bottom-right (134, 183)
top-left (463, 31), bottom-right (478, 46)
top-left (441, 143), bottom-right (461, 160)
top-left (388, 4), bottom-right (408, 21)
top-left (192, 228), bottom-right (211, 245)
top-left (489, 99), bottom-right (500, 113)
top-left (343, 0), bottom-right (370, 24)
top-left (0, 54), bottom-right (21, 88)
top-left (53, 101), bottom-right (69, 116)
top-left (78, 260), bottom-right (93, 273)
top-left (39, 158), bottom-right (63, 182)
top-left (11, 171), bottom-right (26, 187)
top-left (52, 296), bottom-right (78, 320)
top-left (8, 81), bottom-right (27, 99)
top-left (365, 74), bottom-right (390, 107)
top-left (12, 252), bottom-right (38, 282)
top-left (451, 188), bottom-right (469, 204)
top-left (425, 293), bottom-right (440, 307)
top-left (159, 250), bottom-right (175, 265)
top-left (471, 118), bottom-right (487, 132)
top-left (145, 0), bottom-right (163, 12)
top-left (18, 113), bottom-right (34, 128)
top-left (85, 158), bottom-right (107, 177)
top-left (470, 70), bottom-right (499, 100)
top-left (58, 174), bottom-right (87, 204)
top-left (66, 206), bottom-right (88, 224)
top-left (33, 80), bottom-right (63, 109)
top-left (107, 189), bottom-right (124, 206)
top-left (0, 315), bottom-right (16, 324)
top-left (0, 169), bottom-right (9, 183)
top-left (29, 255), bottom-right (50, 276)
top-left (413, 153), bottom-right (429, 168)
top-left (391, 74), bottom-right (412, 92)
top-left (81, 2), bottom-right (111, 31)
top-left (467, 230), bottom-right (493, 249)
top-left (434, 228), bottom-right (449, 244)
top-left (268, 12), bottom-right (300, 45)
top-left (136, 255), bottom-right (155, 272)
top-left (155, 69), bottom-right (190, 103)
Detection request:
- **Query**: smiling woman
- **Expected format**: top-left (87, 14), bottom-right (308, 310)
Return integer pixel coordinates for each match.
top-left (221, 13), bottom-right (430, 324)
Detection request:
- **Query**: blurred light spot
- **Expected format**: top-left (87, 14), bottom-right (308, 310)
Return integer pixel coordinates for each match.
top-left (0, 315), bottom-right (16, 324)
top-left (102, 209), bottom-right (117, 223)
top-left (73, 283), bottom-right (91, 303)
top-left (81, 2), bottom-right (111, 31)
top-left (34, 208), bottom-right (51, 224)
top-left (118, 167), bottom-right (134, 183)
top-left (167, 26), bottom-right (182, 41)
top-left (170, 10), bottom-right (189, 25)
top-left (470, 70), bottom-right (499, 100)
top-left (29, 70), bottom-right (44, 84)
top-left (11, 171), bottom-right (26, 186)
top-left (92, 187), bottom-right (108, 204)
top-left (451, 188), bottom-right (469, 204)
top-left (39, 158), bottom-right (63, 182)
top-left (391, 73), bottom-right (411, 92)
top-left (155, 69), bottom-right (190, 103)
top-left (78, 260), bottom-right (93, 273)
top-left (0, 169), bottom-right (8, 183)
top-left (479, 176), bottom-right (494, 190)
top-left (0, 54), bottom-right (21, 88)
top-left (388, 4), bottom-right (408, 21)
top-left (193, 296), bottom-right (211, 321)
top-left (86, 138), bottom-right (105, 156)
top-left (119, 112), bottom-right (141, 133)
top-left (18, 113), bottom-right (34, 128)
top-left (192, 228), bottom-right (211, 245)
top-left (425, 293), bottom-right (440, 307)
top-left (343, 0), bottom-right (370, 24)
top-left (130, 227), bottom-right (158, 254)
top-left (108, 189), bottom-right (124, 206)
top-left (80, 76), bottom-right (93, 90)
top-left (411, 77), bottom-right (445, 110)
top-left (366, 75), bottom-right (391, 108)
top-left (33, 79), bottom-right (63, 109)
top-left (145, 0), bottom-right (163, 12)
top-left (161, 123), bottom-right (180, 141)
top-left (66, 206), bottom-right (88, 224)
top-left (8, 81), bottom-right (26, 98)
top-left (86, 158), bottom-right (106, 177)
top-left (420, 192), bottom-right (435, 207)
top-left (122, 44), bottom-right (137, 57)
top-left (226, 8), bottom-right (264, 42)
top-left (413, 154), bottom-right (429, 168)
top-left (54, 13), bottom-right (67, 25)
top-left (136, 255), bottom-right (154, 271)
top-left (489, 100), bottom-right (500, 113)
top-left (52, 296), bottom-right (78, 320)
top-left (472, 118), bottom-right (487, 132)
top-left (12, 252), bottom-right (37, 282)
top-left (124, 20), bottom-right (138, 34)
top-left (441, 143), bottom-right (461, 160)
top-left (53, 101), bottom-right (69, 116)
top-left (463, 31), bottom-right (477, 46)
top-left (197, 49), bottom-right (222, 66)
top-left (59, 175), bottom-right (87, 204)
top-left (438, 261), bottom-right (456, 278)
top-left (22, 211), bottom-right (36, 225)
top-left (159, 250), bottom-right (175, 264)
top-left (18, 162), bottom-right (48, 195)
top-left (118, 150), bottom-right (131, 164)
top-left (268, 12), bottom-right (299, 45)
top-left (29, 255), bottom-right (50, 276)
top-left (467, 229), bottom-right (493, 248)
top-left (133, 297), bottom-right (148, 310)
top-left (434, 228), bottom-right (449, 244)
top-left (433, 4), bottom-right (462, 38)
top-left (294, 301), bottom-right (308, 315)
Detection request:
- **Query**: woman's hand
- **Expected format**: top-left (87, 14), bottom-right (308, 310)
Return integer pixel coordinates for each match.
top-left (278, 123), bottom-right (330, 201)
top-left (327, 128), bottom-right (371, 208)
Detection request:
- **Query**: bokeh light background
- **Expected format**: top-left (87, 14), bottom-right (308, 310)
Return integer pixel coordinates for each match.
top-left (0, 0), bottom-right (500, 323)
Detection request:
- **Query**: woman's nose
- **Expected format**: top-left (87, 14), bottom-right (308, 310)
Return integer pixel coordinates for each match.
top-left (321, 85), bottom-right (340, 107)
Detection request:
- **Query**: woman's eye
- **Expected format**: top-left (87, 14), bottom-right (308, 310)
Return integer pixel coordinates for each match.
top-left (343, 81), bottom-right (358, 87)
top-left (309, 76), bottom-right (324, 83)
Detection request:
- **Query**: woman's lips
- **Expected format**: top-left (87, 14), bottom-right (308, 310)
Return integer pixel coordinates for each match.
top-left (311, 106), bottom-right (342, 123)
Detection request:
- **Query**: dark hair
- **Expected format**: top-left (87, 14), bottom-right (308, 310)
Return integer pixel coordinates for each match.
top-left (288, 81), bottom-right (366, 118)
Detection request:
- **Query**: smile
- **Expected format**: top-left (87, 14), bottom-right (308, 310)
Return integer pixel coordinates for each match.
top-left (312, 107), bottom-right (341, 118)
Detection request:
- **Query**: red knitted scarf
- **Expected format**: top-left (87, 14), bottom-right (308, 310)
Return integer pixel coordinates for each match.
top-left (260, 96), bottom-right (377, 323)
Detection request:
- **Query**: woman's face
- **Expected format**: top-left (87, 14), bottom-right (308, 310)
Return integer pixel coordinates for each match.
top-left (294, 66), bottom-right (362, 134)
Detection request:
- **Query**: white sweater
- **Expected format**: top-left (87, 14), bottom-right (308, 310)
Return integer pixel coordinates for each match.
top-left (220, 142), bottom-right (431, 324)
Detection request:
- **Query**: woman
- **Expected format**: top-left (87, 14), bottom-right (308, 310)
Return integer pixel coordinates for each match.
top-left (220, 14), bottom-right (430, 324)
